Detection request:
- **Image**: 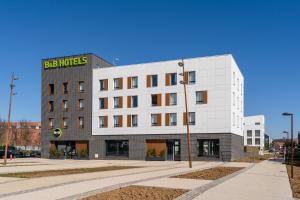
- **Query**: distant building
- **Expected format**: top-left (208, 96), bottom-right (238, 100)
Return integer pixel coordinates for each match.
top-left (244, 115), bottom-right (265, 155)
top-left (264, 134), bottom-right (271, 150)
top-left (0, 122), bottom-right (41, 150)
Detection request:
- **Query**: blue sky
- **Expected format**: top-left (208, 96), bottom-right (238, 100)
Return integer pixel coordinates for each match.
top-left (0, 0), bottom-right (299, 139)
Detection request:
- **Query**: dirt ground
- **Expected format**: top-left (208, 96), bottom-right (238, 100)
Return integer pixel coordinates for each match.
top-left (0, 166), bottom-right (138, 178)
top-left (82, 185), bottom-right (188, 200)
top-left (287, 165), bottom-right (300, 198)
top-left (173, 167), bottom-right (244, 180)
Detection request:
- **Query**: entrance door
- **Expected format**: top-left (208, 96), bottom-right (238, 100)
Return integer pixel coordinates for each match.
top-left (166, 140), bottom-right (181, 161)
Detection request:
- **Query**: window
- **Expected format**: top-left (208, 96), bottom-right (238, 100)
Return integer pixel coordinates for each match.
top-left (79, 81), bottom-right (84, 93)
top-left (147, 75), bottom-right (158, 87)
top-left (151, 114), bottom-right (161, 126)
top-left (62, 82), bottom-right (68, 94)
top-left (233, 92), bottom-right (235, 106)
top-left (62, 117), bottom-right (68, 129)
top-left (48, 101), bottom-right (54, 112)
top-left (132, 115), bottom-right (138, 127)
top-left (237, 96), bottom-right (240, 110)
top-left (99, 116), bottom-right (108, 128)
top-left (128, 115), bottom-right (138, 127)
top-left (99, 79), bottom-right (108, 91)
top-left (198, 139), bottom-right (219, 158)
top-left (232, 112), bottom-right (235, 126)
top-left (237, 115), bottom-right (240, 128)
top-left (247, 130), bottom-right (252, 137)
top-left (99, 98), bottom-right (106, 109)
top-left (151, 94), bottom-right (161, 106)
top-left (237, 78), bottom-right (240, 91)
top-left (106, 140), bottom-right (129, 157)
top-left (114, 78), bottom-right (123, 90)
top-left (255, 122), bottom-right (260, 125)
top-left (132, 96), bottom-right (138, 107)
top-left (255, 138), bottom-right (260, 145)
top-left (131, 76), bottom-right (138, 89)
top-left (48, 118), bottom-right (54, 129)
top-left (247, 138), bottom-right (252, 145)
top-left (114, 97), bottom-right (123, 108)
top-left (78, 117), bottom-right (84, 128)
top-left (233, 72), bottom-right (236, 86)
top-left (196, 91), bottom-right (208, 104)
top-left (170, 73), bottom-right (177, 85)
top-left (188, 112), bottom-right (195, 125)
top-left (62, 100), bottom-right (68, 111)
top-left (255, 130), bottom-right (260, 137)
top-left (79, 99), bottom-right (84, 110)
top-left (167, 113), bottom-right (177, 126)
top-left (48, 84), bottom-right (54, 95)
top-left (188, 71), bottom-right (196, 84)
top-left (170, 93), bottom-right (177, 105)
top-left (113, 115), bottom-right (122, 127)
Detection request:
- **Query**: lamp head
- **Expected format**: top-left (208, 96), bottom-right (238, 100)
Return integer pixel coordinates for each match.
top-left (178, 62), bottom-right (184, 67)
top-left (282, 112), bottom-right (293, 116)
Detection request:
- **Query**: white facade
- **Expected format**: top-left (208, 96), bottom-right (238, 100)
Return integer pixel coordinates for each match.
top-left (92, 54), bottom-right (244, 136)
top-left (244, 115), bottom-right (265, 152)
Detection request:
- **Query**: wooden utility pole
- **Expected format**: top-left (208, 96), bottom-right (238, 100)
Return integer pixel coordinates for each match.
top-left (178, 59), bottom-right (192, 168)
top-left (4, 73), bottom-right (17, 165)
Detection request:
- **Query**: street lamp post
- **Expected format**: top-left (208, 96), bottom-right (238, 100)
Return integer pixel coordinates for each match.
top-left (282, 112), bottom-right (294, 178)
top-left (4, 73), bottom-right (18, 165)
top-left (178, 58), bottom-right (192, 168)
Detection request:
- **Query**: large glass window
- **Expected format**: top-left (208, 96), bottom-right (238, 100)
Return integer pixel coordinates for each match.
top-left (170, 73), bottom-right (177, 85)
top-left (188, 71), bottom-right (196, 84)
top-left (132, 115), bottom-right (138, 127)
top-left (255, 130), bottom-right (260, 137)
top-left (170, 93), bottom-right (177, 105)
top-left (131, 76), bottom-right (138, 88)
top-left (255, 138), bottom-right (260, 145)
top-left (79, 81), bottom-right (84, 93)
top-left (132, 96), bottom-right (138, 107)
top-left (188, 112), bottom-right (195, 125)
top-left (151, 94), bottom-right (158, 106)
top-left (247, 130), bottom-right (252, 137)
top-left (196, 91), bottom-right (204, 104)
top-left (170, 113), bottom-right (177, 126)
top-left (151, 114), bottom-right (158, 126)
top-left (106, 140), bottom-right (129, 157)
top-left (247, 138), bottom-right (252, 145)
top-left (198, 139), bottom-right (220, 158)
top-left (151, 75), bottom-right (158, 87)
top-left (63, 100), bottom-right (68, 111)
top-left (114, 97), bottom-right (121, 108)
top-left (63, 82), bottom-right (68, 94)
top-left (99, 80), bottom-right (105, 91)
top-left (99, 98), bottom-right (105, 109)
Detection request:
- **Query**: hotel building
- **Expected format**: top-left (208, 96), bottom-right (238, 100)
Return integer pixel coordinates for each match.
top-left (41, 53), bottom-right (244, 161)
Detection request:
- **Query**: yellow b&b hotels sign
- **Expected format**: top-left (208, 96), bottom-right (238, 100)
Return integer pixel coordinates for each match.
top-left (43, 56), bottom-right (88, 69)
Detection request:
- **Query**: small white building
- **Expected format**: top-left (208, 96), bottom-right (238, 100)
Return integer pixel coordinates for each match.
top-left (244, 115), bottom-right (265, 155)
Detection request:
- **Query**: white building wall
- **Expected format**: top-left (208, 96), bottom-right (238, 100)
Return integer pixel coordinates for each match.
top-left (244, 115), bottom-right (265, 152)
top-left (92, 54), bottom-right (244, 136)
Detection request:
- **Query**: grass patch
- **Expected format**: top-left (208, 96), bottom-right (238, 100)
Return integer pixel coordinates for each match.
top-left (81, 185), bottom-right (188, 200)
top-left (234, 154), bottom-right (272, 163)
top-left (173, 167), bottom-right (244, 180)
top-left (0, 166), bottom-right (138, 178)
top-left (287, 165), bottom-right (300, 198)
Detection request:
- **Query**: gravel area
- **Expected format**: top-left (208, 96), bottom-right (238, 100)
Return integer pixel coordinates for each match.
top-left (81, 185), bottom-right (188, 200)
top-left (172, 167), bottom-right (244, 180)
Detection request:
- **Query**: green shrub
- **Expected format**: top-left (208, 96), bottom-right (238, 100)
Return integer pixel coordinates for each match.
top-left (159, 149), bottom-right (166, 157)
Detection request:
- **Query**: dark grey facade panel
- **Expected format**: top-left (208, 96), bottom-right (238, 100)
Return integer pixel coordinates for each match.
top-left (41, 54), bottom-right (112, 157)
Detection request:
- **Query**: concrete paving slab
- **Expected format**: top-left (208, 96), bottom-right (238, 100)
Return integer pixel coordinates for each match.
top-left (193, 160), bottom-right (293, 200)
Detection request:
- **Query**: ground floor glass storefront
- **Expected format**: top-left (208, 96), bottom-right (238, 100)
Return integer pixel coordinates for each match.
top-left (198, 139), bottom-right (220, 158)
top-left (105, 140), bottom-right (129, 157)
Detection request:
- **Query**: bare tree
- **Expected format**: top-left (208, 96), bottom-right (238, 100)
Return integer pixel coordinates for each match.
top-left (0, 118), bottom-right (7, 146)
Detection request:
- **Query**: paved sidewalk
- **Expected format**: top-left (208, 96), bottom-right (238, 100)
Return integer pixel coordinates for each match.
top-left (0, 161), bottom-right (223, 200)
top-left (193, 160), bottom-right (293, 200)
